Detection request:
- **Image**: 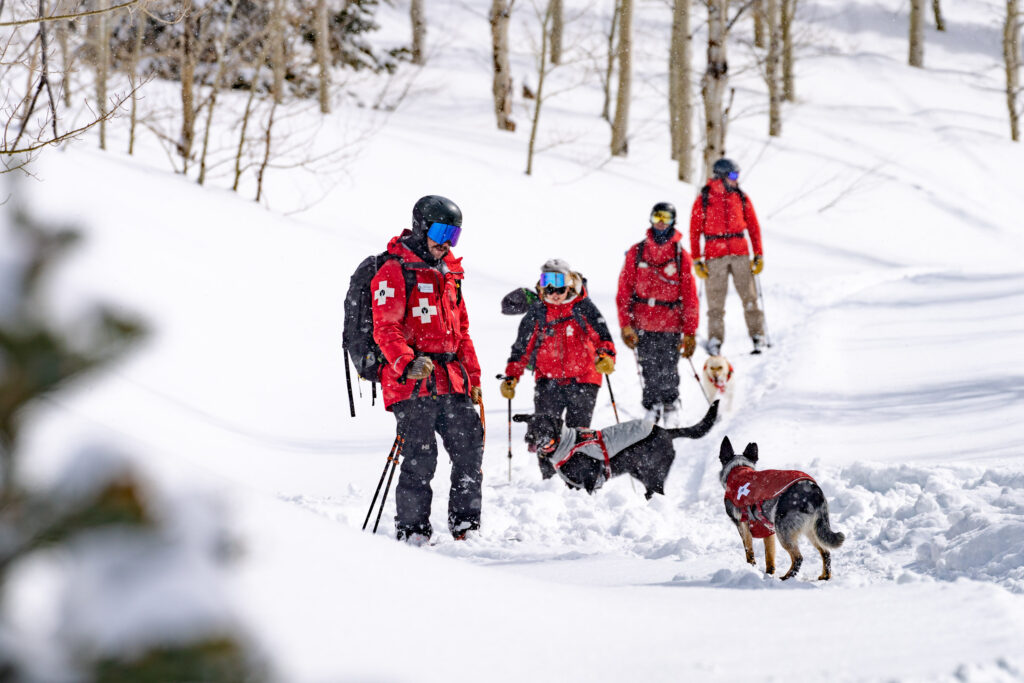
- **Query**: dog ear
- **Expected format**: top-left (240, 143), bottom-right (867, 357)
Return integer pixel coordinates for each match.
top-left (742, 442), bottom-right (759, 463)
top-left (719, 436), bottom-right (734, 464)
top-left (512, 414), bottom-right (533, 423)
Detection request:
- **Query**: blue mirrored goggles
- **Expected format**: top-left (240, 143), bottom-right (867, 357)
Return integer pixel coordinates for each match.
top-left (540, 271), bottom-right (566, 289)
top-left (426, 222), bottom-right (462, 246)
top-left (727, 171), bottom-right (739, 181)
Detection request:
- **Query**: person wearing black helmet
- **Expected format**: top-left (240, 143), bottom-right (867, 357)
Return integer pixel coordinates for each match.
top-left (616, 202), bottom-right (700, 426)
top-left (371, 194), bottom-right (485, 544)
top-left (689, 158), bottom-right (766, 355)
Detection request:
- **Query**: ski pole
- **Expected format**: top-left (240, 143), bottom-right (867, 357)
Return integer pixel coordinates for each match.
top-left (754, 274), bottom-right (772, 348)
top-left (687, 356), bottom-right (713, 406)
top-left (507, 397), bottom-right (512, 481)
top-left (363, 435), bottom-right (400, 530)
top-left (479, 398), bottom-right (486, 448)
top-left (344, 348), bottom-right (356, 418)
top-left (496, 374), bottom-right (513, 481)
top-left (606, 375), bottom-right (621, 424)
top-left (373, 436), bottom-right (404, 534)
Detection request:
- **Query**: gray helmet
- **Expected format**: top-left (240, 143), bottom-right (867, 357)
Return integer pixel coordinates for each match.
top-left (412, 195), bottom-right (462, 234)
top-left (712, 158), bottom-right (740, 179)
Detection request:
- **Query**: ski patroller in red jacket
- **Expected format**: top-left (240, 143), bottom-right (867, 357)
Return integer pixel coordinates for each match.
top-left (370, 232), bottom-right (482, 409)
top-left (724, 466), bottom-right (815, 538)
top-left (689, 178), bottom-right (764, 261)
top-left (504, 287), bottom-right (616, 386)
top-left (615, 228), bottom-right (699, 334)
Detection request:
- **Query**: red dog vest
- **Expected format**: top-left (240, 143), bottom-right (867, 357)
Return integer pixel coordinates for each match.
top-left (724, 466), bottom-right (815, 538)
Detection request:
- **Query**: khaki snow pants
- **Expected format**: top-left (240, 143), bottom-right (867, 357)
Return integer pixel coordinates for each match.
top-left (706, 254), bottom-right (765, 344)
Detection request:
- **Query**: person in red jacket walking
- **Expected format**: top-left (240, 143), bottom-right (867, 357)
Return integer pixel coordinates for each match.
top-left (690, 158), bottom-right (766, 355)
top-left (371, 195), bottom-right (484, 544)
top-left (616, 202), bottom-right (699, 426)
top-left (501, 258), bottom-right (616, 478)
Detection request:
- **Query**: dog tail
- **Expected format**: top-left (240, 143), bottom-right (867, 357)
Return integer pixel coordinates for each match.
top-left (814, 505), bottom-right (845, 549)
top-left (665, 400), bottom-right (719, 440)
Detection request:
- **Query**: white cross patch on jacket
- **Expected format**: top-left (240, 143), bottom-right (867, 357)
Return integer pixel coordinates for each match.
top-left (374, 281), bottom-right (395, 305)
top-left (414, 297), bottom-right (437, 324)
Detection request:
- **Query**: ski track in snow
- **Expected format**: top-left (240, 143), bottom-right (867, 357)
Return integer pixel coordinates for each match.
top-left (288, 265), bottom-right (1024, 595)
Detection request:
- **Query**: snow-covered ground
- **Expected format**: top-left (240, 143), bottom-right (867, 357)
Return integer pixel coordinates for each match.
top-left (6, 0), bottom-right (1024, 679)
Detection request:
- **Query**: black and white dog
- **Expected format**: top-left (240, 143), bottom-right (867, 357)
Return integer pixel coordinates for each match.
top-left (718, 436), bottom-right (845, 580)
top-left (513, 401), bottom-right (719, 499)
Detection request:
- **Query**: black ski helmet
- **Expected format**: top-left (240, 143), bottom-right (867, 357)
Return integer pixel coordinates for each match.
top-left (650, 201), bottom-right (676, 226)
top-left (412, 195), bottom-right (462, 234)
top-left (712, 158), bottom-right (740, 179)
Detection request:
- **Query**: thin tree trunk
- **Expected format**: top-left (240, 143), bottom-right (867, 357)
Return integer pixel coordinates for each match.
top-left (781, 0), bottom-right (796, 101)
top-left (610, 0), bottom-right (633, 156)
top-left (1005, 0), bottom-right (1020, 141)
top-left (766, 0), bottom-right (782, 136)
top-left (550, 0), bottom-right (563, 64)
top-left (271, 0), bottom-right (286, 103)
top-left (526, 1), bottom-right (554, 175)
top-left (57, 14), bottom-right (72, 107)
top-left (316, 0), bottom-right (331, 113)
top-left (490, 0), bottom-right (516, 131)
top-left (411, 0), bottom-right (425, 64)
top-left (702, 0), bottom-right (728, 178)
top-left (96, 0), bottom-right (109, 150)
top-left (601, 0), bottom-right (619, 122)
top-left (753, 0), bottom-right (766, 48)
top-left (199, 0), bottom-right (241, 184)
top-left (128, 10), bottom-right (144, 154)
top-left (180, 1), bottom-right (197, 172)
top-left (932, 0), bottom-right (945, 31)
top-left (234, 86), bottom-right (259, 192)
top-left (909, 0), bottom-right (925, 67)
top-left (256, 100), bottom-right (278, 202)
top-left (669, 0), bottom-right (693, 181)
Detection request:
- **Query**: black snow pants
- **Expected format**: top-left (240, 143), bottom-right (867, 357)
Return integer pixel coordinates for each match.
top-left (533, 378), bottom-right (600, 479)
top-left (393, 393), bottom-right (484, 539)
top-left (636, 330), bottom-right (682, 410)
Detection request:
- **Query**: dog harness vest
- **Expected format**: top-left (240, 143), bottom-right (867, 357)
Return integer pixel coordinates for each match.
top-left (724, 467), bottom-right (815, 538)
top-left (547, 420), bottom-right (656, 490)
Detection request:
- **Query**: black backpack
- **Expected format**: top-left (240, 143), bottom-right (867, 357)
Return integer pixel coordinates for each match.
top-left (342, 251), bottom-right (416, 413)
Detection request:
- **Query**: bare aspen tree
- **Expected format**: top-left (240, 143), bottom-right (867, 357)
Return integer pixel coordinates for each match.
top-left (95, 0), bottom-right (111, 149)
top-left (2, 1), bottom-right (136, 171)
top-left (766, 0), bottom-right (782, 136)
top-left (701, 0), bottom-right (728, 178)
top-left (411, 0), bottom-right (425, 64)
top-left (180, 1), bottom-right (198, 172)
top-left (669, 0), bottom-right (694, 181)
top-left (601, 0), bottom-right (619, 122)
top-left (781, 0), bottom-right (796, 101)
top-left (932, 0), bottom-right (945, 31)
top-left (56, 9), bottom-right (73, 107)
top-left (490, 0), bottom-right (516, 131)
top-left (1005, 0), bottom-right (1021, 140)
top-left (526, 0), bottom-right (555, 175)
top-left (198, 0), bottom-right (241, 184)
top-left (609, 0), bottom-right (633, 156)
top-left (316, 0), bottom-right (331, 113)
top-left (753, 0), bottom-right (766, 49)
top-left (128, 8), bottom-right (145, 154)
top-left (271, 0), bottom-right (286, 103)
top-left (909, 0), bottom-right (925, 67)
top-left (550, 0), bottom-right (563, 64)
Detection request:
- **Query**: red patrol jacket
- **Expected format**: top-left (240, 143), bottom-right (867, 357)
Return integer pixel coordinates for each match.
top-left (724, 466), bottom-right (815, 538)
top-left (616, 229), bottom-right (699, 334)
top-left (370, 232), bottom-right (481, 409)
top-left (689, 178), bottom-right (764, 261)
top-left (504, 292), bottom-right (615, 386)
